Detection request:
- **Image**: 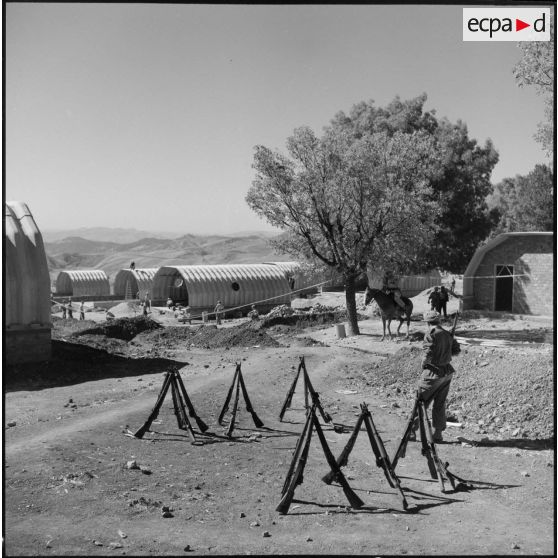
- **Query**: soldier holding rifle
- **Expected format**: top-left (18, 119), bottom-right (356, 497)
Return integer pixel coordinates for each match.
top-left (411, 310), bottom-right (460, 443)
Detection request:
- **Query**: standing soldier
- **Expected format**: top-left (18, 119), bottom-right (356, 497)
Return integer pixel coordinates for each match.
top-left (79, 301), bottom-right (85, 320)
top-left (411, 310), bottom-right (460, 442)
top-left (214, 300), bottom-right (225, 325)
top-left (439, 286), bottom-right (449, 319)
top-left (67, 298), bottom-right (73, 319)
top-left (247, 304), bottom-right (260, 321)
top-left (183, 306), bottom-right (192, 325)
top-left (427, 286), bottom-right (441, 312)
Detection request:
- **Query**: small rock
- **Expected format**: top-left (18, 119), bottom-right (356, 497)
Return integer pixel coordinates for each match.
top-left (391, 402), bottom-right (400, 408)
top-left (118, 530), bottom-right (127, 539)
top-left (512, 428), bottom-right (521, 437)
top-left (93, 540), bottom-right (103, 546)
top-left (250, 521), bottom-right (260, 527)
top-left (7, 421), bottom-right (16, 427)
top-left (511, 543), bottom-right (520, 549)
top-left (239, 512), bottom-right (246, 518)
top-left (184, 545), bottom-right (193, 552)
top-left (140, 467), bottom-right (152, 475)
top-left (306, 537), bottom-right (313, 542)
top-left (262, 531), bottom-right (271, 538)
top-left (162, 511), bottom-right (173, 518)
top-left (126, 460), bottom-right (140, 470)
top-left (520, 471), bottom-right (530, 477)
top-left (109, 542), bottom-right (123, 549)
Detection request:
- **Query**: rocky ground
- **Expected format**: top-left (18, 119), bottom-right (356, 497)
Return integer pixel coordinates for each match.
top-left (3, 291), bottom-right (555, 556)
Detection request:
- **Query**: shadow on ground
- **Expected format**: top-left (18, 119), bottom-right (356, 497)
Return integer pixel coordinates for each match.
top-left (456, 436), bottom-right (554, 451)
top-left (456, 328), bottom-right (553, 344)
top-left (4, 340), bottom-right (185, 392)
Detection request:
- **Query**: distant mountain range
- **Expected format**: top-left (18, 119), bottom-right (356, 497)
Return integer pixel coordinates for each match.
top-left (44, 228), bottom-right (290, 284)
top-left (42, 227), bottom-right (279, 243)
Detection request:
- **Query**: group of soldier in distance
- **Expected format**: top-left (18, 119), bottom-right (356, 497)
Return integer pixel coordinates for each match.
top-left (121, 274), bottom-right (484, 514)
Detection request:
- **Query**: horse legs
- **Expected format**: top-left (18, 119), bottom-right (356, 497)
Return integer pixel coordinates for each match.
top-left (397, 317), bottom-right (410, 339)
top-left (386, 319), bottom-right (393, 341)
top-left (381, 317), bottom-right (387, 341)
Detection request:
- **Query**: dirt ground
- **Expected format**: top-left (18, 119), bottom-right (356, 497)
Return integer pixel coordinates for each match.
top-left (3, 291), bottom-right (555, 556)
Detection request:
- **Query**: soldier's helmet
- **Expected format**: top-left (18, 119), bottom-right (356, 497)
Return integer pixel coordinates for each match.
top-left (423, 310), bottom-right (441, 323)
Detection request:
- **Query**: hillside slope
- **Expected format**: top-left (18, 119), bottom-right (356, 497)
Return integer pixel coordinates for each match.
top-left (45, 232), bottom-right (290, 283)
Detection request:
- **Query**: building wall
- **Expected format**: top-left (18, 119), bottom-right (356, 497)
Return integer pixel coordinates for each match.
top-left (151, 264), bottom-right (292, 309)
top-left (56, 270), bottom-right (111, 297)
top-left (4, 201), bottom-right (52, 363)
top-left (5, 327), bottom-right (52, 364)
top-left (470, 234), bottom-right (553, 315)
top-left (113, 268), bottom-right (158, 299)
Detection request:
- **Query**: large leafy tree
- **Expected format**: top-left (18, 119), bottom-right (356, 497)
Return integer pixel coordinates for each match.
top-left (513, 22), bottom-right (554, 159)
top-left (246, 126), bottom-right (441, 335)
top-left (329, 94), bottom-right (500, 273)
top-left (488, 164), bottom-right (554, 234)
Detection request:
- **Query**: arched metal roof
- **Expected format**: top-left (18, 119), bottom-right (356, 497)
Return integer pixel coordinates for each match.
top-left (463, 232), bottom-right (553, 298)
top-left (56, 270), bottom-right (110, 297)
top-left (113, 268), bottom-right (158, 298)
top-left (151, 264), bottom-right (292, 308)
top-left (5, 201), bottom-right (51, 329)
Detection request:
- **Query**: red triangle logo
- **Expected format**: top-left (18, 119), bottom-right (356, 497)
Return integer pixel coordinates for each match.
top-left (516, 19), bottom-right (530, 31)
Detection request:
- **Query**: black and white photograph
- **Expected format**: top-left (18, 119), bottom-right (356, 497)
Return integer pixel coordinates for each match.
top-left (4, 3), bottom-right (555, 555)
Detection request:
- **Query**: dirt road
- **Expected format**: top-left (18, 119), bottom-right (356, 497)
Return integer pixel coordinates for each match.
top-left (3, 312), bottom-right (554, 556)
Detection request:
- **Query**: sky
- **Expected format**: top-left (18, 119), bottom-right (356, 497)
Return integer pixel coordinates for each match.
top-left (4, 3), bottom-right (552, 236)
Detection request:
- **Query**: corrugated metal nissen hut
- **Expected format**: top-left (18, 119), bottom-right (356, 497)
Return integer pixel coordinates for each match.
top-left (5, 201), bottom-right (52, 363)
top-left (462, 232), bottom-right (553, 315)
top-left (151, 264), bottom-right (292, 312)
top-left (55, 270), bottom-right (110, 297)
top-left (113, 268), bottom-right (158, 299)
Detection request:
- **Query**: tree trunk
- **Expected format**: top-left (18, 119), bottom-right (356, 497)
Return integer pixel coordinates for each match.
top-left (344, 274), bottom-right (360, 336)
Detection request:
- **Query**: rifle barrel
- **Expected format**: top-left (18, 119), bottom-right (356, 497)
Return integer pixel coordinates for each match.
top-left (133, 372), bottom-right (172, 439)
top-left (322, 412), bottom-right (364, 484)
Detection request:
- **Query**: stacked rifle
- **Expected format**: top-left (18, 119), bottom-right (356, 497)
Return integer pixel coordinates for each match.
top-left (218, 362), bottom-right (264, 437)
top-left (323, 402), bottom-right (408, 510)
top-left (391, 393), bottom-right (484, 493)
top-left (129, 345), bottom-right (488, 516)
top-left (132, 367), bottom-right (209, 444)
top-left (389, 311), bottom-right (485, 492)
top-left (279, 356), bottom-right (332, 423)
top-left (277, 396), bottom-right (364, 515)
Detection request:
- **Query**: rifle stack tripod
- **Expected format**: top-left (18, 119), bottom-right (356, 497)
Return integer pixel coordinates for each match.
top-left (132, 367), bottom-right (209, 444)
top-left (218, 362), bottom-right (263, 437)
top-left (391, 392), bottom-right (481, 493)
top-left (277, 396), bottom-right (411, 514)
top-left (279, 356), bottom-right (332, 424)
top-left (277, 397), bottom-right (364, 515)
top-left (323, 402), bottom-right (408, 509)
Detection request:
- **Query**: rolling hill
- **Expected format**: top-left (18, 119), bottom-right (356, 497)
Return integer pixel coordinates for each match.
top-left (45, 230), bottom-right (291, 285)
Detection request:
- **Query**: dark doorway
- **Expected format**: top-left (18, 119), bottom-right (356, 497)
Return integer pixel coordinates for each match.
top-left (494, 265), bottom-right (513, 311)
top-left (170, 276), bottom-right (188, 304)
